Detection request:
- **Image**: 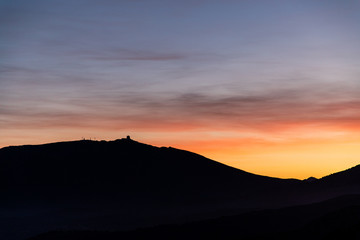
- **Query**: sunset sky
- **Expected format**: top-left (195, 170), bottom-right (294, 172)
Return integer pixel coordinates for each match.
top-left (1, 0), bottom-right (360, 179)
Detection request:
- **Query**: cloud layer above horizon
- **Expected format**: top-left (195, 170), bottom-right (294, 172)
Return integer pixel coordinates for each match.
top-left (1, 0), bottom-right (360, 178)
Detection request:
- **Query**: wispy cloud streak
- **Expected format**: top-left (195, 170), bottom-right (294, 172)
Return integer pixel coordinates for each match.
top-left (2, 84), bottom-right (360, 133)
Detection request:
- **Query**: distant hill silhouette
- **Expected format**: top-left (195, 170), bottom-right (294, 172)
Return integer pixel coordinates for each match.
top-left (0, 138), bottom-right (359, 239)
top-left (319, 164), bottom-right (360, 187)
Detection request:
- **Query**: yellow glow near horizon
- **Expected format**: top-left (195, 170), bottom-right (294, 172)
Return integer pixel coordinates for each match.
top-left (199, 141), bottom-right (360, 179)
top-left (147, 128), bottom-right (360, 179)
top-left (1, 126), bottom-right (359, 180)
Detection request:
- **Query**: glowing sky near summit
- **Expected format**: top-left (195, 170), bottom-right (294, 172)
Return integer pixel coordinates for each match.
top-left (1, 0), bottom-right (360, 179)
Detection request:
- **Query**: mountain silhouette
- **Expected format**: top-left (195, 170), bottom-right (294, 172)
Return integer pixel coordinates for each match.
top-left (0, 137), bottom-right (359, 239)
top-left (0, 138), bottom-right (300, 205)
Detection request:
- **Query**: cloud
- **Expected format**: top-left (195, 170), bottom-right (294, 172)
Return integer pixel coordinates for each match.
top-left (0, 65), bottom-right (41, 75)
top-left (2, 83), bottom-right (360, 134)
top-left (70, 48), bottom-right (188, 62)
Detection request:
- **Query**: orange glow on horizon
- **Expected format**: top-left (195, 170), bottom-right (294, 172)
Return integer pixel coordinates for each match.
top-left (1, 123), bottom-right (359, 180)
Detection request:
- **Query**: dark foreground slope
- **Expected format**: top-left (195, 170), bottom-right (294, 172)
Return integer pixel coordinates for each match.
top-left (30, 194), bottom-right (360, 240)
top-left (0, 138), bottom-right (359, 239)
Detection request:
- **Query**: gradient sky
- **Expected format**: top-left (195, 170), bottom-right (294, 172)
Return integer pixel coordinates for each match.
top-left (1, 0), bottom-right (360, 179)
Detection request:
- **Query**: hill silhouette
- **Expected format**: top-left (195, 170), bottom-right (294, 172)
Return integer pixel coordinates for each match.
top-left (0, 137), bottom-right (359, 239)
